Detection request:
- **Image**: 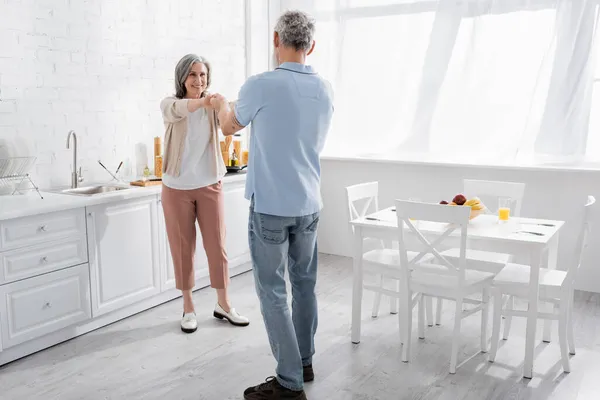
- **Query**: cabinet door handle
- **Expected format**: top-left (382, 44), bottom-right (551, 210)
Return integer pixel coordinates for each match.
top-left (41, 256), bottom-right (48, 263)
top-left (43, 301), bottom-right (52, 309)
top-left (39, 225), bottom-right (48, 232)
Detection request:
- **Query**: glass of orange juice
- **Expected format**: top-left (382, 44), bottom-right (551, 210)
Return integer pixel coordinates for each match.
top-left (498, 197), bottom-right (511, 222)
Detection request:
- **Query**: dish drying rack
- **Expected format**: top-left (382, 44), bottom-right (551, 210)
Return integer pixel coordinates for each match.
top-left (0, 157), bottom-right (43, 199)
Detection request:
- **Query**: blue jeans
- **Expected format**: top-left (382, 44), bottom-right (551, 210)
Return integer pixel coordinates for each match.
top-left (248, 202), bottom-right (319, 391)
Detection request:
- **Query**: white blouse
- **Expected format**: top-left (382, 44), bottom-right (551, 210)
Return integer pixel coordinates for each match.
top-left (162, 108), bottom-right (225, 190)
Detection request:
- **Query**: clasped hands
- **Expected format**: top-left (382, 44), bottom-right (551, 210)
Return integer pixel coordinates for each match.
top-left (199, 92), bottom-right (229, 111)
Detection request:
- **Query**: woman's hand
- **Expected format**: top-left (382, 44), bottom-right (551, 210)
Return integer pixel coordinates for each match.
top-left (187, 95), bottom-right (214, 112)
top-left (200, 95), bottom-right (213, 109)
top-left (209, 93), bottom-right (228, 111)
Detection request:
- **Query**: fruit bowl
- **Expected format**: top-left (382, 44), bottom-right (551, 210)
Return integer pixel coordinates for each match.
top-left (440, 194), bottom-right (486, 221)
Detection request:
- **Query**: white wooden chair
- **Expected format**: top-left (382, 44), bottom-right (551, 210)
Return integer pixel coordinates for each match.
top-left (489, 196), bottom-right (595, 373)
top-left (394, 200), bottom-right (494, 373)
top-left (435, 179), bottom-right (526, 324)
top-left (346, 182), bottom-right (398, 317)
top-left (346, 182), bottom-right (438, 326)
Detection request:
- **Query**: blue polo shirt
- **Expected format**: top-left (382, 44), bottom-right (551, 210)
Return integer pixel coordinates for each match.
top-left (234, 62), bottom-right (334, 217)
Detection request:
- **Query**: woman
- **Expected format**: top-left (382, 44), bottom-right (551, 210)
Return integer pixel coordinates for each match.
top-left (160, 54), bottom-right (249, 333)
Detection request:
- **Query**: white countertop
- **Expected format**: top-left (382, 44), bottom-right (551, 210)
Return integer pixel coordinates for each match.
top-left (0, 172), bottom-right (247, 221)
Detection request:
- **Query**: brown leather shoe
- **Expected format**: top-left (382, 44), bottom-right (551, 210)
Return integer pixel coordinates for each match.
top-left (243, 377), bottom-right (307, 399)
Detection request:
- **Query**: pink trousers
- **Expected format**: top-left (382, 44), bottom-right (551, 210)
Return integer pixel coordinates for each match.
top-left (161, 182), bottom-right (229, 290)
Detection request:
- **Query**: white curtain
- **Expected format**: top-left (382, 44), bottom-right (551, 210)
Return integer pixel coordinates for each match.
top-left (285, 0), bottom-right (600, 165)
top-left (531, 0), bottom-right (599, 162)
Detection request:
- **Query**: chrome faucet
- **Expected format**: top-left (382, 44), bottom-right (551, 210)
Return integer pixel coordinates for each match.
top-left (66, 130), bottom-right (83, 188)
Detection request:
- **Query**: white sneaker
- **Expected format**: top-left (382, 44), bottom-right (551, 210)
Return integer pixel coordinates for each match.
top-left (213, 303), bottom-right (249, 327)
top-left (181, 312), bottom-right (198, 333)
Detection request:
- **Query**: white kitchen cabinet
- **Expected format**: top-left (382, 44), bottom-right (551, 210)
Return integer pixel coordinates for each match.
top-left (0, 176), bottom-right (252, 366)
top-left (0, 235), bottom-right (88, 285)
top-left (224, 184), bottom-right (251, 265)
top-left (86, 196), bottom-right (161, 317)
top-left (0, 264), bottom-right (91, 349)
top-left (157, 180), bottom-right (250, 292)
top-left (0, 208), bottom-right (86, 251)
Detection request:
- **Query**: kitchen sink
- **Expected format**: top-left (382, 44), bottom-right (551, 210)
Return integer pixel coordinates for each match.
top-left (56, 185), bottom-right (135, 196)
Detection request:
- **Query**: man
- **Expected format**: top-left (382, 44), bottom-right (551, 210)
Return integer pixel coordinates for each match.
top-left (210, 9), bottom-right (334, 400)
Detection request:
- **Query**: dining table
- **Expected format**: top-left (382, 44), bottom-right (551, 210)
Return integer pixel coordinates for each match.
top-left (349, 207), bottom-right (564, 379)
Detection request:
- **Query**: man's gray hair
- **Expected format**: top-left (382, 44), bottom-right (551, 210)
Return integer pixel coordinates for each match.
top-left (174, 54), bottom-right (212, 99)
top-left (274, 10), bottom-right (316, 52)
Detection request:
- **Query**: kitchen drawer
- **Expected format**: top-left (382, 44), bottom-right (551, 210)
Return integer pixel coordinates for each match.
top-left (0, 209), bottom-right (86, 251)
top-left (0, 264), bottom-right (91, 348)
top-left (0, 236), bottom-right (88, 285)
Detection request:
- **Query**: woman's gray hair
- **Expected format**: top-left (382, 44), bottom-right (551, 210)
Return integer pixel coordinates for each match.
top-left (174, 54), bottom-right (212, 99)
top-left (274, 10), bottom-right (316, 52)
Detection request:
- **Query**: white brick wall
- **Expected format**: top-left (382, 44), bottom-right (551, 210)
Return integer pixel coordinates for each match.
top-left (0, 0), bottom-right (247, 189)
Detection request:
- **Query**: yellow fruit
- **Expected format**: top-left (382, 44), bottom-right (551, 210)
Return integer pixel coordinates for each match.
top-left (449, 202), bottom-right (457, 206)
top-left (465, 198), bottom-right (484, 211)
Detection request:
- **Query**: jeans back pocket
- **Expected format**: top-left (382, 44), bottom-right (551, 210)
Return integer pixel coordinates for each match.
top-left (258, 213), bottom-right (287, 245)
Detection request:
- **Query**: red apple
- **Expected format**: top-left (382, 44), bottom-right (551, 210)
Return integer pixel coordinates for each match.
top-left (452, 194), bottom-right (467, 206)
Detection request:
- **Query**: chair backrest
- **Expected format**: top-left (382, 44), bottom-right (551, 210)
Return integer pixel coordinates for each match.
top-left (463, 179), bottom-right (526, 216)
top-left (566, 195), bottom-right (596, 287)
top-left (345, 182), bottom-right (385, 251)
top-left (394, 199), bottom-right (471, 284)
top-left (346, 182), bottom-right (380, 226)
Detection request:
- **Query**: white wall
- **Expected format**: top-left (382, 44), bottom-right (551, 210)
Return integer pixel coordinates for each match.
top-left (319, 158), bottom-right (600, 293)
top-left (0, 0), bottom-right (248, 188)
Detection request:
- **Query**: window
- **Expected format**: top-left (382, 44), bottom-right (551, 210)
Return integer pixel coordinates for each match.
top-left (348, 0), bottom-right (414, 7)
top-left (287, 0), bottom-right (599, 166)
top-left (588, 89), bottom-right (600, 162)
top-left (249, 0), bottom-right (270, 76)
top-left (587, 22), bottom-right (600, 162)
top-left (429, 10), bottom-right (556, 162)
top-left (313, 12), bottom-right (435, 155)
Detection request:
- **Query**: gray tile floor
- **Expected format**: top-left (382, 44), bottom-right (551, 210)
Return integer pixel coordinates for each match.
top-left (1, 254), bottom-right (599, 400)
